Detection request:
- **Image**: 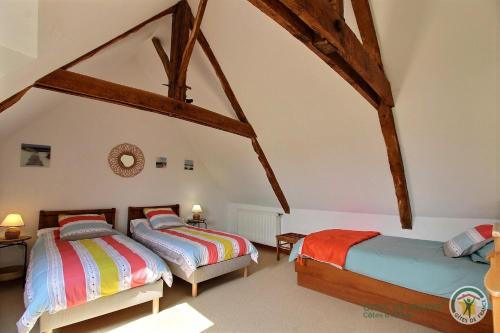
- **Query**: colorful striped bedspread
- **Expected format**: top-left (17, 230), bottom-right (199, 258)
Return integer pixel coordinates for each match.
top-left (18, 230), bottom-right (172, 333)
top-left (132, 221), bottom-right (258, 276)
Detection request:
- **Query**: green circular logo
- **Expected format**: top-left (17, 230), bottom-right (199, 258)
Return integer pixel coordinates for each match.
top-left (449, 286), bottom-right (488, 325)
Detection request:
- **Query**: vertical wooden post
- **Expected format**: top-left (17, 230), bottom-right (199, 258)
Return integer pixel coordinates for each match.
top-left (377, 105), bottom-right (412, 228)
top-left (169, 1), bottom-right (191, 100)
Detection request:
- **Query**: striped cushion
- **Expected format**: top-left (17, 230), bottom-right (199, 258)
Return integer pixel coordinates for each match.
top-left (58, 214), bottom-right (115, 241)
top-left (443, 224), bottom-right (493, 257)
top-left (143, 208), bottom-right (184, 230)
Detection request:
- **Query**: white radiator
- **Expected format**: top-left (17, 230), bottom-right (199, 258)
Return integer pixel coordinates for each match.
top-left (236, 209), bottom-right (281, 246)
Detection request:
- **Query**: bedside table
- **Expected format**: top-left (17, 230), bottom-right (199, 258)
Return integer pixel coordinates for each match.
top-left (276, 233), bottom-right (305, 261)
top-left (187, 218), bottom-right (208, 229)
top-left (0, 235), bottom-right (31, 282)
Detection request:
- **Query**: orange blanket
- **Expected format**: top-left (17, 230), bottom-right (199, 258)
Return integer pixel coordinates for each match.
top-left (301, 229), bottom-right (380, 269)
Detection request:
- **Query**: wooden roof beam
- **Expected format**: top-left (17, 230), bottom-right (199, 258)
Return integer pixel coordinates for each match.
top-left (62, 4), bottom-right (177, 70)
top-left (0, 3), bottom-right (178, 115)
top-left (278, 0), bottom-right (393, 106)
top-left (351, 0), bottom-right (383, 68)
top-left (328, 0), bottom-right (344, 18)
top-left (177, 0), bottom-right (208, 89)
top-left (249, 0), bottom-right (411, 227)
top-left (185, 2), bottom-right (290, 214)
top-left (152, 37), bottom-right (172, 81)
top-left (378, 104), bottom-right (411, 228)
top-left (169, 1), bottom-right (191, 100)
top-left (248, 0), bottom-right (380, 108)
top-left (0, 87), bottom-right (31, 113)
top-left (34, 69), bottom-right (256, 138)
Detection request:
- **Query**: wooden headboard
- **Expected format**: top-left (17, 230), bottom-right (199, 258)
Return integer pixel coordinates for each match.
top-left (38, 208), bottom-right (117, 230)
top-left (127, 204), bottom-right (180, 237)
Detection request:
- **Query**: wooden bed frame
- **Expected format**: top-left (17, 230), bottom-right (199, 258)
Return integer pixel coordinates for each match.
top-left (127, 204), bottom-right (251, 297)
top-left (485, 223), bottom-right (500, 332)
top-left (37, 208), bottom-right (163, 333)
top-left (296, 258), bottom-right (493, 332)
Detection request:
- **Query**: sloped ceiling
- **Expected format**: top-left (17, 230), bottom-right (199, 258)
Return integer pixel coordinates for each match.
top-left (0, 0), bottom-right (498, 219)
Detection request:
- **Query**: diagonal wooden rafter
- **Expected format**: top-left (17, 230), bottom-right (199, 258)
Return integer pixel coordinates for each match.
top-left (377, 105), bottom-right (411, 228)
top-left (195, 25), bottom-right (248, 123)
top-left (0, 1), bottom-right (290, 215)
top-left (0, 3), bottom-right (178, 114)
top-left (34, 69), bottom-right (256, 138)
top-left (351, 0), bottom-right (382, 68)
top-left (181, 2), bottom-right (290, 213)
top-left (248, 0), bottom-right (380, 108)
top-left (177, 0), bottom-right (208, 90)
top-left (0, 87), bottom-right (32, 113)
top-left (249, 0), bottom-right (411, 228)
top-left (279, 0), bottom-right (393, 106)
top-left (152, 37), bottom-right (171, 81)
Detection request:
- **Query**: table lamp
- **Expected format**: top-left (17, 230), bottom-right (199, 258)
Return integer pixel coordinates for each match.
top-left (1, 214), bottom-right (24, 239)
top-left (192, 205), bottom-right (202, 220)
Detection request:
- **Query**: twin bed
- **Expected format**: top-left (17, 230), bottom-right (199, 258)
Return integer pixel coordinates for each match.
top-left (290, 232), bottom-right (494, 332)
top-left (128, 204), bottom-right (257, 297)
top-left (19, 205), bottom-right (258, 333)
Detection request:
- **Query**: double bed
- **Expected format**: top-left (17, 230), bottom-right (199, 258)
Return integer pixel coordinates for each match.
top-left (290, 233), bottom-right (493, 333)
top-left (20, 208), bottom-right (171, 333)
top-left (128, 204), bottom-right (258, 297)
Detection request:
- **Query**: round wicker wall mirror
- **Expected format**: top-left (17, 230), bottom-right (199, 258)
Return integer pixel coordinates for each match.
top-left (108, 143), bottom-right (145, 177)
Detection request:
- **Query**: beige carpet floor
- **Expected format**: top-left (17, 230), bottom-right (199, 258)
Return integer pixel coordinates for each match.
top-left (1, 246), bottom-right (435, 333)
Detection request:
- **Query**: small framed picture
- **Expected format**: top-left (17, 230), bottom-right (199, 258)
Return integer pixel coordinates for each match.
top-left (184, 159), bottom-right (194, 170)
top-left (21, 144), bottom-right (51, 167)
top-left (156, 157), bottom-right (167, 168)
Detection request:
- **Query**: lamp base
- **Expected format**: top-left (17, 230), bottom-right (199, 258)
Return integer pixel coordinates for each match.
top-left (4, 227), bottom-right (20, 240)
top-left (192, 213), bottom-right (201, 221)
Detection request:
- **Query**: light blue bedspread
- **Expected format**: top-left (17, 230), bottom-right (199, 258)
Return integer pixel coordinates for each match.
top-left (290, 235), bottom-right (489, 303)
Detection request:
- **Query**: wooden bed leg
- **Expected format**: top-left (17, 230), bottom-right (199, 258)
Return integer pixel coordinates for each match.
top-left (486, 223), bottom-right (500, 332)
top-left (152, 297), bottom-right (160, 314)
top-left (192, 283), bottom-right (198, 297)
top-left (244, 266), bottom-right (249, 278)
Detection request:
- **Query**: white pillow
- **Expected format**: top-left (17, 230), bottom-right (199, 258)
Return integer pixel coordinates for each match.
top-left (130, 218), bottom-right (149, 234)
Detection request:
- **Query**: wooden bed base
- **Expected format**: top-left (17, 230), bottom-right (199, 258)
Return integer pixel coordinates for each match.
top-left (296, 259), bottom-right (492, 333)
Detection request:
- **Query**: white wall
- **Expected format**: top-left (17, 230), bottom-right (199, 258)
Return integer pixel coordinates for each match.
top-left (227, 203), bottom-right (499, 243)
top-left (0, 93), bottom-right (230, 266)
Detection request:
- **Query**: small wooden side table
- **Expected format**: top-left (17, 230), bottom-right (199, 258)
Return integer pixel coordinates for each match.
top-left (187, 218), bottom-right (208, 229)
top-left (0, 235), bottom-right (31, 282)
top-left (276, 233), bottom-right (305, 261)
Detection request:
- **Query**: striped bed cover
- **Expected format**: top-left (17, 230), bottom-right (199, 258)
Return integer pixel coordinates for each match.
top-left (132, 221), bottom-right (258, 276)
top-left (18, 230), bottom-right (172, 333)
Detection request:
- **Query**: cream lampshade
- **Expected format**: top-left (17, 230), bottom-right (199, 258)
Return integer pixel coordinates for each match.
top-left (1, 214), bottom-right (24, 240)
top-left (192, 205), bottom-right (202, 220)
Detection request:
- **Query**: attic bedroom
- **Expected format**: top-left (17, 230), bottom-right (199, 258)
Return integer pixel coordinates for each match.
top-left (0, 0), bottom-right (498, 332)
